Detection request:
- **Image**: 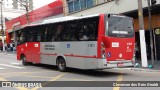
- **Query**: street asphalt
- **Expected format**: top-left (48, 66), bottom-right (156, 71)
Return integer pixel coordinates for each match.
top-left (0, 51), bottom-right (160, 90)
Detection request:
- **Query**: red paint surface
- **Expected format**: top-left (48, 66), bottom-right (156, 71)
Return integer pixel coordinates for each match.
top-left (97, 14), bottom-right (105, 58)
top-left (102, 37), bottom-right (135, 61)
top-left (17, 42), bottom-right (40, 63)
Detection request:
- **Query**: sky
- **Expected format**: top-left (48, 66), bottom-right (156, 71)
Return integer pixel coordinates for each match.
top-left (33, 0), bottom-right (57, 9)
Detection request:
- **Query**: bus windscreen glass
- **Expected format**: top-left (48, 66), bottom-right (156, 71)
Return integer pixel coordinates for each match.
top-left (107, 15), bottom-right (134, 38)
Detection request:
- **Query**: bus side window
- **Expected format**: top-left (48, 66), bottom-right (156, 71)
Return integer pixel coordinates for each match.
top-left (78, 19), bottom-right (98, 41)
top-left (19, 32), bottom-right (25, 43)
top-left (28, 30), bottom-right (34, 42)
top-left (43, 27), bottom-right (48, 42)
top-left (37, 33), bottom-right (41, 42)
top-left (55, 25), bottom-right (63, 41)
top-left (78, 24), bottom-right (89, 41)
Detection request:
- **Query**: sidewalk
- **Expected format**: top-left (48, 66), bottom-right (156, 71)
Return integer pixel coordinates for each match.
top-left (0, 51), bottom-right (16, 54)
top-left (114, 61), bottom-right (160, 72)
top-left (131, 60), bottom-right (160, 72)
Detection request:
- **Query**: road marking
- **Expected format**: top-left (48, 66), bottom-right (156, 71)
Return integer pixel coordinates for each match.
top-left (2, 72), bottom-right (30, 78)
top-left (116, 74), bottom-right (123, 81)
top-left (113, 74), bottom-right (123, 90)
top-left (61, 77), bottom-right (92, 81)
top-left (0, 70), bottom-right (53, 75)
top-left (0, 64), bottom-right (25, 69)
top-left (19, 74), bottom-right (92, 81)
top-left (0, 67), bottom-right (5, 69)
top-left (20, 74), bottom-right (53, 79)
top-left (10, 62), bottom-right (22, 65)
top-left (31, 73), bottom-right (66, 90)
top-left (6, 54), bottom-right (13, 55)
top-left (0, 78), bottom-right (8, 81)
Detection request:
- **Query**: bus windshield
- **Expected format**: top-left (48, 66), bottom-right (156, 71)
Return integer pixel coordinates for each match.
top-left (107, 15), bottom-right (134, 38)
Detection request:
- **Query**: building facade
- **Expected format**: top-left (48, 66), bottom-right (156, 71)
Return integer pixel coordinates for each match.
top-left (5, 0), bottom-right (63, 44)
top-left (63, 0), bottom-right (160, 61)
top-left (1, 0), bottom-right (61, 41)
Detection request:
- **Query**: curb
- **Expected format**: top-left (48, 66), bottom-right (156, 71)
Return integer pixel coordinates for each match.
top-left (113, 67), bottom-right (160, 72)
top-left (130, 68), bottom-right (160, 72)
top-left (115, 67), bottom-right (160, 72)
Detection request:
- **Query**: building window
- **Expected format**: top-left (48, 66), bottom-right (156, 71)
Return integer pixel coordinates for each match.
top-left (80, 0), bottom-right (86, 9)
top-left (86, 0), bottom-right (93, 8)
top-left (68, 0), bottom-right (94, 13)
top-left (74, 0), bottom-right (80, 11)
top-left (68, 1), bottom-right (74, 13)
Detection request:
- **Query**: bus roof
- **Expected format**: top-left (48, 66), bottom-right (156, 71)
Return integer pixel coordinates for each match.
top-left (26, 14), bottom-right (100, 27)
top-left (12, 13), bottom-right (131, 31)
top-left (9, 14), bottom-right (100, 32)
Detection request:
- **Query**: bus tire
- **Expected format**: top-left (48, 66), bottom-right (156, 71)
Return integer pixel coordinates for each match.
top-left (57, 57), bottom-right (66, 72)
top-left (21, 55), bottom-right (28, 66)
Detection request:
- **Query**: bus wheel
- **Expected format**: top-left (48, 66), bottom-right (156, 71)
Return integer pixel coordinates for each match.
top-left (21, 56), bottom-right (28, 66)
top-left (57, 58), bottom-right (66, 72)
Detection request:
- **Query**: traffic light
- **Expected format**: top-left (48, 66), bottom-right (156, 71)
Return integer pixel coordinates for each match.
top-left (151, 0), bottom-right (157, 6)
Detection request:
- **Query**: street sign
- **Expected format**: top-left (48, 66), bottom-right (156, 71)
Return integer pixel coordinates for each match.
top-left (155, 29), bottom-right (160, 35)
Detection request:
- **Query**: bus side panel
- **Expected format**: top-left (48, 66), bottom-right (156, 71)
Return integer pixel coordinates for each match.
top-left (64, 41), bottom-right (97, 69)
top-left (84, 41), bottom-right (98, 69)
top-left (84, 58), bottom-right (98, 69)
top-left (25, 43), bottom-right (32, 62)
top-left (33, 42), bottom-right (40, 63)
top-left (40, 42), bottom-right (56, 65)
top-left (40, 42), bottom-right (98, 69)
top-left (26, 42), bottom-right (40, 63)
top-left (66, 57), bottom-right (85, 69)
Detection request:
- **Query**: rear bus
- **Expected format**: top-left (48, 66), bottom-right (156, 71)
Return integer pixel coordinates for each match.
top-left (15, 14), bottom-right (135, 71)
top-left (99, 14), bottom-right (135, 68)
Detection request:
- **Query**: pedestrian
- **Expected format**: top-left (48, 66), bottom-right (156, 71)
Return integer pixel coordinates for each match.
top-left (10, 42), bottom-right (13, 52)
top-left (12, 42), bottom-right (16, 52)
top-left (7, 43), bottom-right (11, 52)
top-left (135, 42), bottom-right (141, 61)
top-left (5, 43), bottom-right (7, 51)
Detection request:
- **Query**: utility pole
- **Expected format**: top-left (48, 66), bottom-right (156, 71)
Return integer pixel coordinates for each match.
top-left (137, 0), bottom-right (148, 67)
top-left (0, 0), bottom-right (5, 51)
top-left (147, 0), bottom-right (155, 66)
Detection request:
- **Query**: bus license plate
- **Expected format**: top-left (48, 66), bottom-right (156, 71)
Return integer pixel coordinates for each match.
top-left (117, 63), bottom-right (124, 67)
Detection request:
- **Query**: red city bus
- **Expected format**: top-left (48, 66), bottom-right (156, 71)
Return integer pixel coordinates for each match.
top-left (14, 14), bottom-right (135, 71)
